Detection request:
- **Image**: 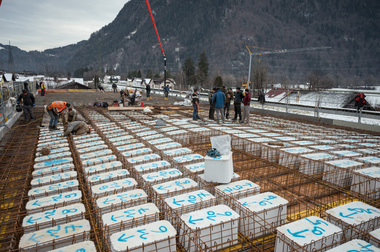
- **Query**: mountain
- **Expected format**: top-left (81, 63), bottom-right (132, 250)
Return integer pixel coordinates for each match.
top-left (1, 0), bottom-right (379, 84)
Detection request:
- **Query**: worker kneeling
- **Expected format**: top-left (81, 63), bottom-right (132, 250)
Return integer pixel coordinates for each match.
top-left (64, 121), bottom-right (91, 136)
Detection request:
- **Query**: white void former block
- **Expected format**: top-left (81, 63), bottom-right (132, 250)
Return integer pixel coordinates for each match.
top-left (180, 204), bottom-right (240, 252)
top-left (323, 159), bottom-right (364, 187)
top-left (19, 219), bottom-right (91, 252)
top-left (81, 155), bottom-right (117, 167)
top-left (96, 189), bottom-right (148, 214)
top-left (126, 154), bottom-right (161, 164)
top-left (351, 166), bottom-right (380, 199)
top-left (26, 190), bottom-right (82, 214)
top-left (28, 179), bottom-right (79, 199)
top-left (22, 203), bottom-right (86, 233)
top-left (102, 203), bottom-right (160, 236)
top-left (327, 239), bottom-right (380, 252)
top-left (238, 192), bottom-right (288, 239)
top-left (79, 149), bottom-right (113, 160)
top-left (87, 169), bottom-right (130, 186)
top-left (33, 158), bottom-right (73, 170)
top-left (34, 152), bottom-right (72, 163)
top-left (142, 168), bottom-right (182, 183)
top-left (76, 144), bottom-right (108, 154)
top-left (275, 216), bottom-right (342, 252)
top-left (133, 160), bottom-right (171, 173)
top-left (84, 161), bottom-right (123, 175)
top-left (165, 189), bottom-right (215, 213)
top-left (173, 154), bottom-right (204, 164)
top-left (75, 140), bottom-right (105, 149)
top-left (184, 162), bottom-right (205, 173)
top-left (91, 178), bottom-right (138, 198)
top-left (116, 143), bottom-right (144, 152)
top-left (155, 142), bottom-right (182, 150)
top-left (326, 201), bottom-right (380, 238)
top-left (110, 220), bottom-right (177, 252)
top-left (121, 148), bottom-right (152, 157)
top-left (299, 152), bottom-right (336, 175)
top-left (215, 180), bottom-right (260, 199)
top-left (278, 147), bottom-right (313, 168)
top-left (204, 152), bottom-right (233, 183)
top-left (32, 163), bottom-right (74, 178)
top-left (163, 148), bottom-right (193, 157)
top-left (152, 178), bottom-right (198, 195)
top-left (30, 171), bottom-right (77, 188)
top-left (49, 241), bottom-right (97, 252)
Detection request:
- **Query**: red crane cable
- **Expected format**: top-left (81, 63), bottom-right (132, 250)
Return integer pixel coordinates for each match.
top-left (145, 0), bottom-right (165, 57)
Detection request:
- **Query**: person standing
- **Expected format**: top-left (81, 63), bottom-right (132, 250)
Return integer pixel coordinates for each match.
top-left (146, 83), bottom-right (152, 100)
top-left (46, 101), bottom-right (70, 130)
top-left (224, 88), bottom-right (234, 120)
top-left (17, 89), bottom-right (35, 122)
top-left (23, 81), bottom-right (29, 92)
top-left (40, 81), bottom-right (46, 96)
top-left (232, 87), bottom-right (244, 122)
top-left (192, 88), bottom-right (201, 120)
top-left (212, 87), bottom-right (226, 122)
top-left (163, 84), bottom-right (170, 100)
top-left (241, 89), bottom-right (251, 124)
top-left (355, 92), bottom-right (367, 112)
top-left (208, 88), bottom-right (216, 119)
top-left (112, 83), bottom-right (117, 93)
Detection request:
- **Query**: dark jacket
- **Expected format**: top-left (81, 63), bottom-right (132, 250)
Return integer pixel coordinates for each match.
top-left (234, 90), bottom-right (244, 104)
top-left (146, 84), bottom-right (151, 92)
top-left (243, 92), bottom-right (251, 106)
top-left (17, 92), bottom-right (35, 106)
top-left (212, 90), bottom-right (226, 108)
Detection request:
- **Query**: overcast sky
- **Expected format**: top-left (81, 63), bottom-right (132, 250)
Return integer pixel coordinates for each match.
top-left (0, 0), bottom-right (128, 51)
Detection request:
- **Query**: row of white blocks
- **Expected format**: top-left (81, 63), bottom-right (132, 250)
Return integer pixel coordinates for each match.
top-left (21, 125), bottom-right (95, 251)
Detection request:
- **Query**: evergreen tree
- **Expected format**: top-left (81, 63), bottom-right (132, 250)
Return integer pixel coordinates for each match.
top-left (197, 50), bottom-right (209, 87)
top-left (183, 58), bottom-right (196, 85)
top-left (146, 70), bottom-right (153, 78)
top-left (214, 76), bottom-right (223, 87)
top-left (137, 69), bottom-right (142, 78)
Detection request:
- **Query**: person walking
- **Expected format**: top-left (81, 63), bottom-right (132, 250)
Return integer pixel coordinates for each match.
top-left (146, 83), bottom-right (152, 100)
top-left (208, 88), bottom-right (216, 119)
top-left (224, 88), bottom-right (234, 120)
top-left (241, 89), bottom-right (251, 124)
top-left (64, 121), bottom-right (91, 136)
top-left (212, 87), bottom-right (226, 123)
top-left (17, 89), bottom-right (35, 122)
top-left (112, 83), bottom-right (117, 93)
top-left (163, 84), bottom-right (170, 100)
top-left (23, 81), bottom-right (29, 92)
top-left (355, 92), bottom-right (367, 112)
top-left (192, 88), bottom-right (201, 120)
top-left (232, 87), bottom-right (244, 122)
top-left (46, 101), bottom-right (70, 130)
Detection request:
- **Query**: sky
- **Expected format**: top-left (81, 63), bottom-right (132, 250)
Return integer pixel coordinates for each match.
top-left (0, 0), bottom-right (128, 51)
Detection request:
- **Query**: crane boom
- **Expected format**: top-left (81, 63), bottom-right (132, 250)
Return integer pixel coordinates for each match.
top-left (249, 46), bottom-right (332, 56)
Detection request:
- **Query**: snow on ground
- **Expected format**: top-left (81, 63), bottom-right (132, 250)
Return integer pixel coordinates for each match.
top-left (252, 103), bottom-right (380, 126)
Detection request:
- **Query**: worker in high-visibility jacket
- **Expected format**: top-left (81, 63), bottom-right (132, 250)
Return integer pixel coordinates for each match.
top-left (46, 101), bottom-right (70, 130)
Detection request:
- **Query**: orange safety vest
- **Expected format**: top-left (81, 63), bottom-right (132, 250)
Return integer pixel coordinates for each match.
top-left (47, 101), bottom-right (68, 113)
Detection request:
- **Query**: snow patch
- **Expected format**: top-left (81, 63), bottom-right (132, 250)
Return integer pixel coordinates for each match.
top-left (126, 29), bottom-right (137, 39)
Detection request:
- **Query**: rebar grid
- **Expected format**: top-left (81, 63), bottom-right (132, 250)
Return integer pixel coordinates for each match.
top-left (3, 105), bottom-right (380, 251)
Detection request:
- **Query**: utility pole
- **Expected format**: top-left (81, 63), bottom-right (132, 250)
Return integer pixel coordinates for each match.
top-left (8, 41), bottom-right (14, 74)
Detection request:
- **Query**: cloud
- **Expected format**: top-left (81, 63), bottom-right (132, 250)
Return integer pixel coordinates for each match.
top-left (0, 0), bottom-right (127, 51)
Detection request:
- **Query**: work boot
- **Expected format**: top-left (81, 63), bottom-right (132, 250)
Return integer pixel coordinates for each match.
top-left (53, 126), bottom-right (60, 130)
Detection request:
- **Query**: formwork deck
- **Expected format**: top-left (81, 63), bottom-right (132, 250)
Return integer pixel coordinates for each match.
top-left (0, 91), bottom-right (379, 251)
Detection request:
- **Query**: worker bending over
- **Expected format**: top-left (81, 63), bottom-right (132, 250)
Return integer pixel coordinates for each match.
top-left (64, 121), bottom-right (91, 136)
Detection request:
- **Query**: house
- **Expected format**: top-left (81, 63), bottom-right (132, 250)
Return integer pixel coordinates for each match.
top-left (56, 81), bottom-right (91, 90)
top-left (151, 78), bottom-right (176, 89)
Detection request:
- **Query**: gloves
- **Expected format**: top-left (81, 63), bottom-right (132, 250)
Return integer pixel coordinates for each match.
top-left (33, 104), bottom-right (35, 107)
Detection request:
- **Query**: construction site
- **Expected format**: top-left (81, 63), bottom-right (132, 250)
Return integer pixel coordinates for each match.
top-left (0, 90), bottom-right (380, 252)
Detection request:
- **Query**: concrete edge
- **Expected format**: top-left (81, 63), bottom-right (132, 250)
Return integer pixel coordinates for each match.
top-left (0, 112), bottom-right (22, 141)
